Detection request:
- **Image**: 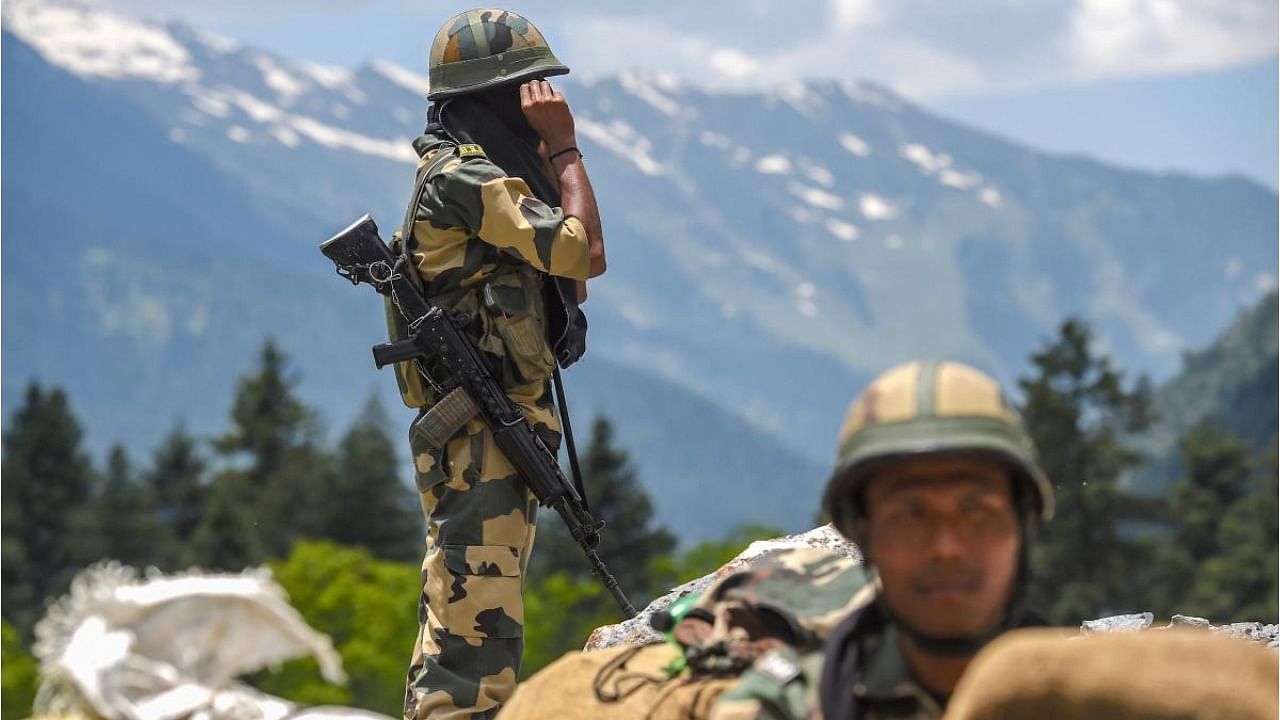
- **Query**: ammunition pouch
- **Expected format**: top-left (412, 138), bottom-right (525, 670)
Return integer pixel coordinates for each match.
top-left (482, 269), bottom-right (556, 388)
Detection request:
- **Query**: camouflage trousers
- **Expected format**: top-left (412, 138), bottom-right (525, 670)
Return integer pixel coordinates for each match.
top-left (403, 380), bottom-right (560, 720)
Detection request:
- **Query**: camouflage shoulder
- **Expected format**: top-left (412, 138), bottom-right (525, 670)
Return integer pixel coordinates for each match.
top-left (697, 546), bottom-right (872, 639)
top-left (710, 646), bottom-right (824, 720)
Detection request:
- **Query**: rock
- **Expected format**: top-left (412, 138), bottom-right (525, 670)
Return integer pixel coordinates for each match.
top-left (1081, 612), bottom-right (1154, 634)
top-left (584, 525), bottom-right (860, 651)
top-left (1083, 613), bottom-right (1278, 649)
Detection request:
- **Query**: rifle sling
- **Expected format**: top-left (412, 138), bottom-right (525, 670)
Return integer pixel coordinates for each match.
top-left (553, 366), bottom-right (589, 512)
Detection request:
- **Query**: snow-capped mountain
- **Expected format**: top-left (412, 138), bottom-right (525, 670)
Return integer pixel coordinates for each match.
top-left (4, 0), bottom-right (1276, 537)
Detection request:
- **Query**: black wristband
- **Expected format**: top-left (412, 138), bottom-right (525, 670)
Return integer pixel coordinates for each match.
top-left (549, 146), bottom-right (582, 163)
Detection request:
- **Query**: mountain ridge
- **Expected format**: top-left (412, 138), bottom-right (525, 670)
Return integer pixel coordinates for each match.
top-left (3, 0), bottom-right (1276, 537)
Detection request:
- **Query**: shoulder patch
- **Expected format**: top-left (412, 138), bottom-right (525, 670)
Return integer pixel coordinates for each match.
top-left (458, 143), bottom-right (486, 158)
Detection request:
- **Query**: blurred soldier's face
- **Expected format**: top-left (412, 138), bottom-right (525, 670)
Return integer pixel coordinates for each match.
top-left (864, 456), bottom-right (1019, 641)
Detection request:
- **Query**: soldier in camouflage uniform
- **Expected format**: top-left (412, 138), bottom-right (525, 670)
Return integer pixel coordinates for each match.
top-left (713, 361), bottom-right (1055, 720)
top-left (394, 10), bottom-right (606, 719)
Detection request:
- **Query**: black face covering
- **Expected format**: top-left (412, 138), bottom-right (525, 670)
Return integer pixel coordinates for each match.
top-left (428, 84), bottom-right (587, 367)
top-left (434, 85), bottom-right (562, 208)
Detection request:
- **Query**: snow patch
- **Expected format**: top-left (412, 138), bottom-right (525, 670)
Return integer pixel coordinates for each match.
top-left (978, 187), bottom-right (1003, 208)
top-left (699, 131), bottom-right (732, 149)
top-left (576, 118), bottom-right (664, 176)
top-left (168, 128), bottom-right (187, 144)
top-left (790, 207), bottom-right (815, 224)
top-left (797, 300), bottom-right (819, 317)
top-left (194, 29), bottom-right (240, 55)
top-left (837, 133), bottom-right (870, 157)
top-left (303, 63), bottom-right (353, 89)
top-left (5, 1), bottom-right (198, 84)
top-left (776, 82), bottom-right (824, 116)
top-left (729, 147), bottom-right (753, 167)
top-left (804, 165), bottom-right (835, 188)
top-left (789, 183), bottom-right (844, 211)
top-left (900, 143), bottom-right (952, 174)
top-left (304, 62), bottom-right (366, 104)
top-left (825, 218), bottom-right (859, 241)
top-left (288, 116), bottom-right (416, 163)
top-left (839, 80), bottom-right (902, 111)
top-left (371, 60), bottom-right (431, 98)
top-left (755, 155), bottom-right (792, 175)
top-left (742, 249), bottom-right (783, 274)
top-left (860, 194), bottom-right (899, 220)
top-left (796, 282), bottom-right (816, 299)
top-left (618, 70), bottom-right (688, 119)
top-left (228, 91), bottom-right (285, 123)
top-left (271, 127), bottom-right (301, 148)
top-left (939, 169), bottom-right (982, 189)
top-left (227, 126), bottom-right (251, 143)
top-left (253, 55), bottom-right (308, 100)
top-left (618, 302), bottom-right (657, 330)
top-left (190, 91), bottom-right (230, 118)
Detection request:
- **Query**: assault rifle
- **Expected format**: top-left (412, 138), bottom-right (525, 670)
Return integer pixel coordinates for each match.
top-left (321, 214), bottom-right (637, 618)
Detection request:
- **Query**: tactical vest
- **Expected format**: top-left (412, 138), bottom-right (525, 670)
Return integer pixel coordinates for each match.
top-left (386, 142), bottom-right (557, 409)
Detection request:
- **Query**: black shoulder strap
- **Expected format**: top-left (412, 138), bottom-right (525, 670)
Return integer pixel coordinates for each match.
top-left (400, 143), bottom-right (457, 242)
top-left (818, 602), bottom-right (882, 720)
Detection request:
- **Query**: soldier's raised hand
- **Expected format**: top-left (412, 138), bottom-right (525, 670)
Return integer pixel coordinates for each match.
top-left (520, 79), bottom-right (576, 156)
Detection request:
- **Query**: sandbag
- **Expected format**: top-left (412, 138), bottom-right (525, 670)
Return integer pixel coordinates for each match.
top-left (945, 628), bottom-right (1279, 720)
top-left (498, 644), bottom-right (739, 720)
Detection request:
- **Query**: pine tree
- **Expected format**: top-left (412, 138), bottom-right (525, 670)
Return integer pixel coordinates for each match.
top-left (1153, 425), bottom-right (1278, 620)
top-left (1019, 319), bottom-right (1158, 624)
top-left (1, 383), bottom-right (96, 634)
top-left (326, 395), bottom-right (420, 561)
top-left (530, 415), bottom-right (676, 597)
top-left (91, 445), bottom-right (169, 568)
top-left (184, 473), bottom-right (267, 571)
top-left (145, 422), bottom-right (207, 564)
top-left (214, 340), bottom-right (327, 557)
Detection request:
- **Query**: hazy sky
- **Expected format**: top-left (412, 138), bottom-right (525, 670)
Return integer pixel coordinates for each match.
top-left (88, 0), bottom-right (1279, 188)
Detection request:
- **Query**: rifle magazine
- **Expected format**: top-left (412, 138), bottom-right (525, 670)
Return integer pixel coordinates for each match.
top-left (412, 387), bottom-right (480, 447)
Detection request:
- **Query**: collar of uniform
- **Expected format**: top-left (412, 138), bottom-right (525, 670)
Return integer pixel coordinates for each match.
top-left (412, 133), bottom-right (451, 159)
top-left (853, 622), bottom-right (944, 716)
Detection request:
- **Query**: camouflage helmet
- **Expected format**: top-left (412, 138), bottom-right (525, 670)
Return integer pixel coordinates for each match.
top-left (427, 9), bottom-right (569, 101)
top-left (822, 360), bottom-right (1053, 540)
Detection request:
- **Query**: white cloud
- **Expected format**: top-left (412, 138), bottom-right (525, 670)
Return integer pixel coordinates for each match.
top-left (558, 1), bottom-right (1276, 98)
top-left (1067, 0), bottom-right (1278, 81)
top-left (74, 0), bottom-right (1280, 99)
top-left (710, 49), bottom-right (762, 82)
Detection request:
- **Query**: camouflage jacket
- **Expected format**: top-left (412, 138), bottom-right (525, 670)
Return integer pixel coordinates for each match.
top-left (387, 132), bottom-right (591, 408)
top-left (405, 132), bottom-right (591, 290)
top-left (712, 586), bottom-right (944, 720)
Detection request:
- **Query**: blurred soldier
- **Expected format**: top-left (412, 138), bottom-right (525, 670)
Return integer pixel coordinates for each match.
top-left (394, 9), bottom-right (605, 719)
top-left (714, 360), bottom-right (1054, 720)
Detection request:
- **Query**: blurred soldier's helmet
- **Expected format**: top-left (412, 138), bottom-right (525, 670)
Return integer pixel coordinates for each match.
top-left (427, 9), bottom-right (569, 101)
top-left (822, 360), bottom-right (1054, 541)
